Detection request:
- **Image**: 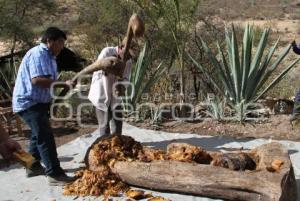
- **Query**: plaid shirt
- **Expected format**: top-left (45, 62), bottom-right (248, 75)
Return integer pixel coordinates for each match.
top-left (12, 43), bottom-right (57, 113)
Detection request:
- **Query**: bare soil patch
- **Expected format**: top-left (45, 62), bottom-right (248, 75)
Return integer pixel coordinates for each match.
top-left (131, 115), bottom-right (300, 141)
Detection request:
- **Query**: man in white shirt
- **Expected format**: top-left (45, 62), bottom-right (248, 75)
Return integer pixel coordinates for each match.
top-left (88, 41), bottom-right (134, 136)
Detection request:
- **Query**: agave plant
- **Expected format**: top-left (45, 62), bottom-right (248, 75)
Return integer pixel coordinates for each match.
top-left (205, 95), bottom-right (226, 121)
top-left (189, 25), bottom-right (300, 121)
top-left (123, 44), bottom-right (166, 114)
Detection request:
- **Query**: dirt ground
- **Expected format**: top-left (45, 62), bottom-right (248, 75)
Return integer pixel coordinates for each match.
top-left (131, 114), bottom-right (300, 141)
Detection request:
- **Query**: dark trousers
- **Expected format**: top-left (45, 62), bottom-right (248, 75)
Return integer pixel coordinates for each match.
top-left (95, 105), bottom-right (123, 136)
top-left (293, 89), bottom-right (300, 115)
top-left (18, 103), bottom-right (63, 176)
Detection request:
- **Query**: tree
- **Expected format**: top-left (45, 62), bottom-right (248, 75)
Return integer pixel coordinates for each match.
top-left (0, 0), bottom-right (57, 54)
top-left (75, 0), bottom-right (133, 60)
top-left (130, 0), bottom-right (200, 115)
top-left (0, 0), bottom-right (56, 98)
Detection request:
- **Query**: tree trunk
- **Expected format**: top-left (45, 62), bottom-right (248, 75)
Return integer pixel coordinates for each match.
top-left (179, 57), bottom-right (186, 116)
top-left (111, 142), bottom-right (297, 201)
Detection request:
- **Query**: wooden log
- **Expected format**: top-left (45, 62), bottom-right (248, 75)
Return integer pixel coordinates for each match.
top-left (111, 142), bottom-right (297, 201)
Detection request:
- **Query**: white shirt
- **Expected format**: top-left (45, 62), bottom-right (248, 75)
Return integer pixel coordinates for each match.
top-left (88, 46), bottom-right (132, 111)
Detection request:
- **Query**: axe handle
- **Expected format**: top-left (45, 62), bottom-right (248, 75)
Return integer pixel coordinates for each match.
top-left (122, 25), bottom-right (134, 62)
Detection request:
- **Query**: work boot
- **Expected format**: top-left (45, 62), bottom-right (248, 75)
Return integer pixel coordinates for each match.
top-left (47, 173), bottom-right (76, 186)
top-left (26, 161), bottom-right (45, 177)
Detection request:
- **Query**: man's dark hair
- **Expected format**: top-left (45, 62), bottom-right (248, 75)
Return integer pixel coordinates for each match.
top-left (41, 27), bottom-right (67, 43)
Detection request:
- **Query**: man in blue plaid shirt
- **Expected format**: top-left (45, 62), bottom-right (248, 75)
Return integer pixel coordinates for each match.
top-left (13, 27), bottom-right (75, 186)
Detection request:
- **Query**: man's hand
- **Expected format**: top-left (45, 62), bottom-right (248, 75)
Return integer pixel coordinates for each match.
top-left (65, 79), bottom-right (77, 88)
top-left (118, 46), bottom-right (126, 61)
top-left (111, 60), bottom-right (126, 77)
top-left (115, 84), bottom-right (126, 97)
top-left (0, 138), bottom-right (22, 161)
top-left (100, 57), bottom-right (126, 77)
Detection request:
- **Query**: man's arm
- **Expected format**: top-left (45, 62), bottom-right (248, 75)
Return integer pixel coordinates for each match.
top-left (31, 76), bottom-right (55, 88)
top-left (32, 76), bottom-right (75, 89)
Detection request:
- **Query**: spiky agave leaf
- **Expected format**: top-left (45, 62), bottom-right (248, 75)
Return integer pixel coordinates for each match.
top-left (189, 24), bottom-right (299, 122)
top-left (124, 44), bottom-right (166, 109)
